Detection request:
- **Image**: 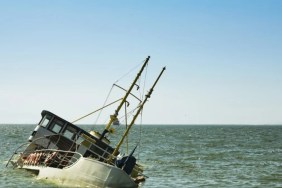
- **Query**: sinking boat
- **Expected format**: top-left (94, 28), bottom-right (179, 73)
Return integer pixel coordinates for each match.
top-left (6, 56), bottom-right (165, 188)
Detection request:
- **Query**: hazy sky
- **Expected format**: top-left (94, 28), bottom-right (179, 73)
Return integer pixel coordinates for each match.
top-left (1, 0), bottom-right (282, 124)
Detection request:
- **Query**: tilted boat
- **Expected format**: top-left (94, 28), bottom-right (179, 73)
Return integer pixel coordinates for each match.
top-left (6, 56), bottom-right (165, 188)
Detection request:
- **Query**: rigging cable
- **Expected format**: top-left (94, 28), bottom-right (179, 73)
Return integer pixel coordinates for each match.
top-left (94, 85), bottom-right (114, 125)
top-left (95, 60), bottom-right (144, 125)
top-left (113, 60), bottom-right (144, 84)
top-left (138, 62), bottom-right (148, 160)
top-left (71, 98), bottom-right (122, 124)
top-left (124, 101), bottom-right (129, 155)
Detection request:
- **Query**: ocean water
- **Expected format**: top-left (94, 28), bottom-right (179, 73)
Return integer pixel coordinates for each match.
top-left (1, 124), bottom-right (282, 188)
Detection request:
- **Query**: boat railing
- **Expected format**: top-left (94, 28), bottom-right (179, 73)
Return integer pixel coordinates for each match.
top-left (75, 138), bottom-right (116, 165)
top-left (7, 133), bottom-right (117, 168)
top-left (45, 133), bottom-right (117, 165)
top-left (19, 149), bottom-right (83, 169)
top-left (6, 142), bottom-right (33, 167)
top-left (6, 134), bottom-right (78, 168)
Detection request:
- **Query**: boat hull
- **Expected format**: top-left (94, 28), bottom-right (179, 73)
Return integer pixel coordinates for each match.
top-left (20, 157), bottom-right (137, 188)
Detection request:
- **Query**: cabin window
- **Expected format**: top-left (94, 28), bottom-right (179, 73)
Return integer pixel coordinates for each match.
top-left (75, 134), bottom-right (84, 144)
top-left (41, 117), bottom-right (50, 127)
top-left (52, 123), bottom-right (62, 133)
top-left (63, 128), bottom-right (75, 140)
top-left (49, 120), bottom-right (64, 134)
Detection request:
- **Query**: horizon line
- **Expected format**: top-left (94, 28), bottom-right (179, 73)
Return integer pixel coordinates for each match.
top-left (0, 123), bottom-right (281, 126)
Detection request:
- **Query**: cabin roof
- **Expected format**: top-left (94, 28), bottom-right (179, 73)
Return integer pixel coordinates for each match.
top-left (41, 110), bottom-right (99, 142)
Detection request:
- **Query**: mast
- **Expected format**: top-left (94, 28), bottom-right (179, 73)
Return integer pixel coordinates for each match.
top-left (100, 56), bottom-right (150, 140)
top-left (110, 66), bottom-right (166, 158)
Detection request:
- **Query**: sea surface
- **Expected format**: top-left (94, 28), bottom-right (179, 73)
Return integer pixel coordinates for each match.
top-left (0, 124), bottom-right (282, 188)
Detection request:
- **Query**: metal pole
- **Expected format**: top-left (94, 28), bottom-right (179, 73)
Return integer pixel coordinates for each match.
top-left (100, 56), bottom-right (150, 140)
top-left (111, 67), bottom-right (166, 158)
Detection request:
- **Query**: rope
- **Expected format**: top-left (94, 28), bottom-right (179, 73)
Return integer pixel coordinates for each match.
top-left (124, 102), bottom-right (128, 155)
top-left (71, 98), bottom-right (122, 124)
top-left (94, 85), bottom-right (114, 125)
top-left (117, 105), bottom-right (139, 121)
top-left (113, 60), bottom-right (144, 84)
top-left (137, 62), bottom-right (148, 160)
top-left (94, 60), bottom-right (144, 125)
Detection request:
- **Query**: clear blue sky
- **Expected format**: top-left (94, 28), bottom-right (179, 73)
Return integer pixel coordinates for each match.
top-left (1, 0), bottom-right (281, 124)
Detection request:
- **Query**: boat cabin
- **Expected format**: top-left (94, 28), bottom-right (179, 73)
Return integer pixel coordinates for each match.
top-left (28, 110), bottom-right (115, 162)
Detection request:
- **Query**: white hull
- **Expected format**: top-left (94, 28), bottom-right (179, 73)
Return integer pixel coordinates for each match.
top-left (20, 157), bottom-right (137, 188)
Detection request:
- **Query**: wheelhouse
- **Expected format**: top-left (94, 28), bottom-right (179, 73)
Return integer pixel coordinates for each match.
top-left (28, 110), bottom-right (115, 161)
